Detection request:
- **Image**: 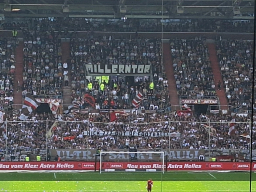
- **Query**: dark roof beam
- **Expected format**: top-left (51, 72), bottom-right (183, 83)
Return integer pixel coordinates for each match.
top-left (112, 5), bottom-right (118, 15)
top-left (203, 1), bottom-right (227, 16)
top-left (191, 1), bottom-right (201, 6)
top-left (239, 1), bottom-right (254, 12)
top-left (163, 0), bottom-right (251, 1)
top-left (232, 0), bottom-right (241, 6)
top-left (119, 0), bottom-right (125, 5)
top-left (13, 0), bottom-right (37, 14)
top-left (215, 7), bottom-right (228, 16)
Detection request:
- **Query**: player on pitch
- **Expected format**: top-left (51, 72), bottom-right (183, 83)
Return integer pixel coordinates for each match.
top-left (146, 179), bottom-right (153, 192)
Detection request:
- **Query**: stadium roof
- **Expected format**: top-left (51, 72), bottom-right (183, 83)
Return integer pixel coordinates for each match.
top-left (0, 0), bottom-right (254, 19)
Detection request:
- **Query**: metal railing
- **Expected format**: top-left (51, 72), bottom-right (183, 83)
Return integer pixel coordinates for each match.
top-left (0, 119), bottom-right (253, 162)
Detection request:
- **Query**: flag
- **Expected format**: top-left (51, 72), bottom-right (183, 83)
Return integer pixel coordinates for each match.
top-left (132, 92), bottom-right (143, 108)
top-left (80, 108), bottom-right (89, 114)
top-left (84, 94), bottom-right (96, 108)
top-left (240, 133), bottom-right (250, 139)
top-left (46, 121), bottom-right (58, 139)
top-left (201, 124), bottom-right (216, 136)
top-left (182, 104), bottom-right (192, 112)
top-left (229, 118), bottom-right (236, 127)
top-left (19, 105), bottom-right (33, 120)
top-left (0, 111), bottom-right (4, 123)
top-left (72, 101), bottom-right (80, 109)
top-left (63, 135), bottom-right (76, 141)
top-left (64, 100), bottom-right (81, 115)
top-left (110, 111), bottom-right (117, 122)
top-left (176, 110), bottom-right (191, 117)
top-left (64, 105), bottom-right (76, 114)
top-left (24, 94), bottom-right (38, 110)
top-left (49, 100), bottom-right (59, 115)
top-left (21, 105), bottom-right (33, 115)
top-left (20, 94), bottom-right (38, 119)
top-left (228, 119), bottom-right (236, 135)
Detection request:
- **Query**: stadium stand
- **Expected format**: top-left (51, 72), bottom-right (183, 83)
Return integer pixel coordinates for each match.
top-left (215, 39), bottom-right (253, 113)
top-left (22, 28), bottom-right (63, 98)
top-left (0, 18), bottom-right (253, 162)
top-left (1, 18), bottom-right (254, 33)
top-left (171, 38), bottom-right (217, 99)
top-left (0, 38), bottom-right (16, 112)
top-left (69, 35), bottom-right (167, 110)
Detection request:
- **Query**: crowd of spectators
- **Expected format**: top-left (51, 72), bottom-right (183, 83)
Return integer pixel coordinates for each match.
top-left (0, 18), bottom-right (254, 162)
top-left (0, 110), bottom-right (254, 161)
top-left (1, 18), bottom-right (254, 33)
top-left (22, 28), bottom-right (63, 98)
top-left (3, 113), bottom-right (51, 156)
top-left (216, 39), bottom-right (253, 113)
top-left (172, 38), bottom-right (216, 99)
top-left (69, 34), bottom-right (168, 110)
top-left (139, 19), bottom-right (254, 33)
top-left (0, 37), bottom-right (16, 112)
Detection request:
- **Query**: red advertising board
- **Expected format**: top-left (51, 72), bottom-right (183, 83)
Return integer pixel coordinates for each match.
top-left (101, 162), bottom-right (254, 171)
top-left (82, 162), bottom-right (95, 169)
top-left (0, 162), bottom-right (95, 170)
top-left (0, 161), bottom-right (254, 171)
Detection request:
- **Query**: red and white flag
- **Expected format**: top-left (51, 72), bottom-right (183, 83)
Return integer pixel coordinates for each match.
top-left (20, 94), bottom-right (38, 119)
top-left (132, 92), bottom-right (143, 108)
top-left (24, 94), bottom-right (38, 110)
top-left (176, 110), bottom-right (191, 117)
top-left (240, 133), bottom-right (250, 139)
top-left (228, 119), bottom-right (236, 135)
top-left (49, 100), bottom-right (59, 114)
top-left (182, 104), bottom-right (192, 112)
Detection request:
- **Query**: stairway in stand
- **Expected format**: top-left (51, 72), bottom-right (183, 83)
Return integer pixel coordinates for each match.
top-left (13, 41), bottom-right (24, 110)
top-left (163, 42), bottom-right (179, 110)
top-left (61, 39), bottom-right (72, 109)
top-left (207, 42), bottom-right (228, 110)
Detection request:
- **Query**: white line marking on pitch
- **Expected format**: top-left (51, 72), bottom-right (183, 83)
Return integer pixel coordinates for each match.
top-left (208, 172), bottom-right (216, 179)
top-left (54, 172), bottom-right (56, 179)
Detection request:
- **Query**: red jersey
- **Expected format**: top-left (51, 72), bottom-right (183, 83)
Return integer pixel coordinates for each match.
top-left (147, 180), bottom-right (153, 189)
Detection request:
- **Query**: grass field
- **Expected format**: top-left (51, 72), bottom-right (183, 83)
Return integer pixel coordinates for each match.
top-left (0, 171), bottom-right (256, 192)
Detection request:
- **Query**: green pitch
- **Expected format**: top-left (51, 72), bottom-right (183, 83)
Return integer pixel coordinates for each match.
top-left (0, 172), bottom-right (256, 192)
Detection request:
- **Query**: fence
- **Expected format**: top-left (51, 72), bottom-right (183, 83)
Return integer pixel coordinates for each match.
top-left (0, 118), bottom-right (253, 162)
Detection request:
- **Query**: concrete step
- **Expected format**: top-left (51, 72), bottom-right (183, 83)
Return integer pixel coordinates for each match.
top-left (207, 43), bottom-right (229, 110)
top-left (163, 43), bottom-right (179, 108)
top-left (13, 42), bottom-right (24, 108)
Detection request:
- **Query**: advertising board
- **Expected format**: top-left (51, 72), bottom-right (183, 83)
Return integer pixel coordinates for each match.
top-left (0, 162), bottom-right (254, 171)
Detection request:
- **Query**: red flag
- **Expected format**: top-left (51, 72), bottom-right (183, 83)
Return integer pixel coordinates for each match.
top-left (110, 112), bottom-right (117, 122)
top-left (84, 94), bottom-right (96, 108)
top-left (177, 110), bottom-right (191, 117)
top-left (63, 136), bottom-right (76, 141)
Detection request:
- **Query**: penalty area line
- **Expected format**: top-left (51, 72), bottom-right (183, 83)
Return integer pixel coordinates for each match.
top-left (208, 172), bottom-right (216, 179)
